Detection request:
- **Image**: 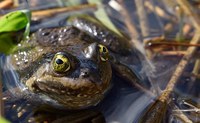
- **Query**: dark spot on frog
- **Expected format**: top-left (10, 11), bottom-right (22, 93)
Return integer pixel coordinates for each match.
top-left (41, 31), bottom-right (50, 36)
top-left (51, 34), bottom-right (58, 40)
top-left (80, 33), bottom-right (94, 43)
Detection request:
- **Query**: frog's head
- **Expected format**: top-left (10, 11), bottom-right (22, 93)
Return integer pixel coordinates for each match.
top-left (25, 42), bottom-right (112, 109)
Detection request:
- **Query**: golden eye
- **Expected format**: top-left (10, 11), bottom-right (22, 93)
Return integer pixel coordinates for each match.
top-left (52, 53), bottom-right (70, 73)
top-left (98, 44), bottom-right (109, 61)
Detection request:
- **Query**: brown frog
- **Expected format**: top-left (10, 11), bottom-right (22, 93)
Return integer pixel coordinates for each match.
top-left (2, 16), bottom-right (148, 122)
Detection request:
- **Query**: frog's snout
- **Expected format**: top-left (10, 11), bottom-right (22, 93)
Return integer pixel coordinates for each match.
top-left (79, 67), bottom-right (102, 84)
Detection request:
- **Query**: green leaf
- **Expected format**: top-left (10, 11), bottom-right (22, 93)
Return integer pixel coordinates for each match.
top-left (87, 0), bottom-right (123, 37)
top-left (0, 117), bottom-right (10, 123)
top-left (0, 11), bottom-right (28, 33)
top-left (0, 10), bottom-right (31, 55)
top-left (20, 9), bottom-right (31, 39)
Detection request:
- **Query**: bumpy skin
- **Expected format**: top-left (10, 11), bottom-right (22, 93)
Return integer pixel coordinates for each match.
top-left (10, 16), bottom-right (143, 110)
top-left (11, 26), bottom-right (112, 109)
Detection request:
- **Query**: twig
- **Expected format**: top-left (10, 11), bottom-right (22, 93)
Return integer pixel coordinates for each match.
top-left (116, 0), bottom-right (141, 43)
top-left (160, 32), bottom-right (200, 101)
top-left (135, 0), bottom-right (150, 38)
top-left (159, 51), bottom-right (186, 56)
top-left (13, 0), bottom-right (19, 7)
top-left (177, 0), bottom-right (200, 31)
top-left (146, 40), bottom-right (200, 47)
top-left (32, 4), bottom-right (97, 20)
top-left (192, 59), bottom-right (200, 75)
top-left (173, 101), bottom-right (200, 122)
top-left (140, 1), bottom-right (200, 122)
top-left (144, 0), bottom-right (176, 22)
top-left (186, 59), bottom-right (200, 92)
top-left (183, 24), bottom-right (192, 36)
top-left (0, 0), bottom-right (13, 9)
top-left (140, 32), bottom-right (200, 123)
top-left (176, 6), bottom-right (184, 42)
top-left (159, 0), bottom-right (200, 101)
top-left (172, 104), bottom-right (193, 123)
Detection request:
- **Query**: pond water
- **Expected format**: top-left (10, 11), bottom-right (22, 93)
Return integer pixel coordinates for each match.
top-left (0, 0), bottom-right (199, 123)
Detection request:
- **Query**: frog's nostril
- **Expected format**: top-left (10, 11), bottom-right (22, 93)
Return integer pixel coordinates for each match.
top-left (80, 68), bottom-right (90, 78)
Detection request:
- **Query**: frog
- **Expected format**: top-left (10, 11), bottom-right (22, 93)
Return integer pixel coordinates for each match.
top-left (2, 15), bottom-right (150, 122)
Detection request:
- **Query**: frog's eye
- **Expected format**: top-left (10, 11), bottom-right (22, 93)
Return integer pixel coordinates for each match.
top-left (98, 44), bottom-right (109, 61)
top-left (52, 53), bottom-right (70, 73)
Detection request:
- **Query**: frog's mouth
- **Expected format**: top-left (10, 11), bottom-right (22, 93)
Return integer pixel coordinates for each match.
top-left (25, 63), bottom-right (112, 109)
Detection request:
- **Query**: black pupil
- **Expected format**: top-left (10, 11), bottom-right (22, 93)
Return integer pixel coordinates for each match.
top-left (56, 59), bottom-right (63, 64)
top-left (103, 47), bottom-right (107, 52)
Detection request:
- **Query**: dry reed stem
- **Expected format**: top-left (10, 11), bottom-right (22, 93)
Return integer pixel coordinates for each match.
top-left (140, 1), bottom-right (200, 122)
top-left (144, 1), bottom-right (176, 22)
top-left (146, 41), bottom-right (200, 47)
top-left (192, 59), bottom-right (200, 75)
top-left (0, 0), bottom-right (13, 9)
top-left (177, 0), bottom-right (200, 31)
top-left (160, 32), bottom-right (200, 102)
top-left (116, 0), bottom-right (140, 43)
top-left (159, 0), bottom-right (200, 102)
top-left (172, 104), bottom-right (193, 123)
top-left (32, 4), bottom-right (97, 19)
top-left (159, 51), bottom-right (186, 56)
top-left (135, 0), bottom-right (150, 38)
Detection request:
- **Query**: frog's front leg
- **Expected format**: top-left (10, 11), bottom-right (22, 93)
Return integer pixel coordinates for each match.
top-left (3, 88), bottom-right (39, 122)
top-left (4, 88), bottom-right (106, 123)
top-left (111, 59), bottom-right (153, 96)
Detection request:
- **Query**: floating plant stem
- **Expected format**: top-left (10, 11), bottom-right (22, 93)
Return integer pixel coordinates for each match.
top-left (172, 104), bottom-right (193, 123)
top-left (192, 59), bottom-right (200, 76)
top-left (0, 0), bottom-right (13, 9)
top-left (159, 51), bottom-right (186, 56)
top-left (160, 31), bottom-right (200, 101)
top-left (162, 0), bottom-right (200, 99)
top-left (146, 40), bottom-right (200, 48)
top-left (31, 4), bottom-right (97, 20)
top-left (177, 0), bottom-right (200, 31)
top-left (175, 5), bottom-right (185, 42)
top-left (186, 59), bottom-right (200, 92)
top-left (145, 38), bottom-right (200, 57)
top-left (116, 0), bottom-right (141, 46)
top-left (140, 30), bottom-right (200, 123)
top-left (144, 0), bottom-right (176, 22)
top-left (135, 0), bottom-right (150, 38)
top-left (140, 0), bottom-right (200, 121)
